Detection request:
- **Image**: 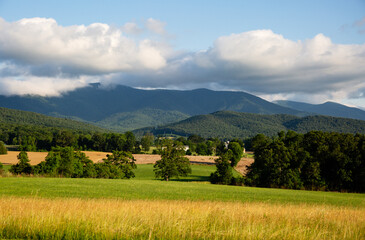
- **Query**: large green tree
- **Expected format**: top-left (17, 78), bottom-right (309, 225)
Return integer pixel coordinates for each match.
top-left (154, 140), bottom-right (191, 181)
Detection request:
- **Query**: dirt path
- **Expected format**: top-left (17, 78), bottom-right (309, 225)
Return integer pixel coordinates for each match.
top-left (0, 151), bottom-right (253, 175)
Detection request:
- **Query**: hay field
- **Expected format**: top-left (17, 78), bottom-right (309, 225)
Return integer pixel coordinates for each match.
top-left (0, 151), bottom-right (253, 174)
top-left (0, 151), bottom-right (111, 165)
top-left (1, 197), bottom-right (364, 239)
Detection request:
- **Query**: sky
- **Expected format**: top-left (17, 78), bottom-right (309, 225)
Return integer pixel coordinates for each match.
top-left (0, 0), bottom-right (365, 108)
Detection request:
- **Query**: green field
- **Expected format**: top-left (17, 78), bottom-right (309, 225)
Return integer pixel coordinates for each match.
top-left (0, 164), bottom-right (364, 207)
top-left (1, 164), bottom-right (365, 239)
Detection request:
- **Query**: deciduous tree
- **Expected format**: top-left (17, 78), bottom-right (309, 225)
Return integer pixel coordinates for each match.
top-left (154, 140), bottom-right (191, 181)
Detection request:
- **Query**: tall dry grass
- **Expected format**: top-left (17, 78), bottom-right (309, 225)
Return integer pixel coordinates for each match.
top-left (0, 197), bottom-right (364, 239)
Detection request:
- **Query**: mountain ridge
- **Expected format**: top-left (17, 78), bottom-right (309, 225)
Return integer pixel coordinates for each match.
top-left (1, 84), bottom-right (365, 132)
top-left (275, 100), bottom-right (365, 121)
top-left (0, 84), bottom-right (305, 131)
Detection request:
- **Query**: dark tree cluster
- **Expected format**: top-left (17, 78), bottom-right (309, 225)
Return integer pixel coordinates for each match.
top-left (9, 148), bottom-right (136, 179)
top-left (246, 131), bottom-right (365, 192)
top-left (0, 124), bottom-right (140, 153)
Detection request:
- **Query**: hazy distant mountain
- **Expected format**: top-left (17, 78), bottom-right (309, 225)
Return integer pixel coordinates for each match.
top-left (134, 111), bottom-right (365, 139)
top-left (0, 84), bottom-right (304, 131)
top-left (275, 100), bottom-right (365, 121)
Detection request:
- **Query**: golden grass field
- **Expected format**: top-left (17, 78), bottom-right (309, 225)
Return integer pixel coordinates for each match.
top-left (1, 197), bottom-right (364, 239)
top-left (0, 151), bottom-right (253, 175)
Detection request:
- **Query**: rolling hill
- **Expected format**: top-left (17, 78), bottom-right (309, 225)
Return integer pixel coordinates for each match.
top-left (134, 111), bottom-right (365, 139)
top-left (0, 107), bottom-right (106, 133)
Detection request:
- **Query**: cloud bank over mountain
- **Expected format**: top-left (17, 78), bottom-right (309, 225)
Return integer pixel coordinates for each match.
top-left (0, 17), bottom-right (365, 106)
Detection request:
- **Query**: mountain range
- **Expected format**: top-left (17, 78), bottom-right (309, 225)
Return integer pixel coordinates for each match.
top-left (0, 83), bottom-right (365, 133)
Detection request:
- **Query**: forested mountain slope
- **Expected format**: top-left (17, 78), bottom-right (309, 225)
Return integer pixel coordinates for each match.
top-left (0, 107), bottom-right (106, 133)
top-left (95, 108), bottom-right (190, 132)
top-left (134, 111), bottom-right (365, 139)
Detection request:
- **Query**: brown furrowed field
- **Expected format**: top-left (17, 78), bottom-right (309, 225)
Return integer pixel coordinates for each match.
top-left (1, 197), bottom-right (364, 239)
top-left (0, 151), bottom-right (253, 174)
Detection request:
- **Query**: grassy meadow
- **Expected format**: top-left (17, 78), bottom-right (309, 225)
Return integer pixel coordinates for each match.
top-left (1, 164), bottom-right (365, 239)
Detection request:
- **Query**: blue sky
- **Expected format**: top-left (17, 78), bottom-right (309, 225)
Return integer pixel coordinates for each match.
top-left (1, 0), bottom-right (364, 50)
top-left (0, 0), bottom-right (365, 108)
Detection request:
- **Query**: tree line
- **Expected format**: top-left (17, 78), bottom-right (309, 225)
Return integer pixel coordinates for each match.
top-left (0, 122), bottom-right (244, 157)
top-left (6, 141), bottom-right (192, 181)
top-left (9, 148), bottom-right (137, 179)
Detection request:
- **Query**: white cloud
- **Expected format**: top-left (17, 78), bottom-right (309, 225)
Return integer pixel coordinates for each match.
top-left (204, 30), bottom-right (365, 94)
top-left (0, 17), bottom-right (167, 74)
top-left (0, 75), bottom-right (89, 96)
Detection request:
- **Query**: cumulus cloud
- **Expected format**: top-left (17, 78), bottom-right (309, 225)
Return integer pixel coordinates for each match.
top-left (205, 30), bottom-right (365, 94)
top-left (0, 17), bottom-right (167, 74)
